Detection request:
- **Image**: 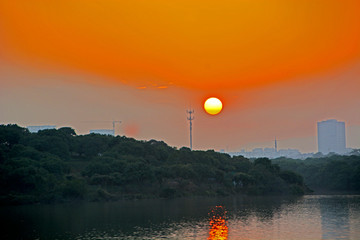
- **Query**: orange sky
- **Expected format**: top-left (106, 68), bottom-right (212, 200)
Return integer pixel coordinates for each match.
top-left (1, 0), bottom-right (360, 152)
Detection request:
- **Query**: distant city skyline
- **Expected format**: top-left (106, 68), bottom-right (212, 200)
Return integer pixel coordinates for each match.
top-left (21, 118), bottom-right (359, 155)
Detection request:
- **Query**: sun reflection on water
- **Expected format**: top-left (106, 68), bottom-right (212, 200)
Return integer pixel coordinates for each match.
top-left (208, 206), bottom-right (228, 240)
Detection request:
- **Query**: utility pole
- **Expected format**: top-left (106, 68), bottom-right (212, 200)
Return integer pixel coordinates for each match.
top-left (187, 109), bottom-right (194, 150)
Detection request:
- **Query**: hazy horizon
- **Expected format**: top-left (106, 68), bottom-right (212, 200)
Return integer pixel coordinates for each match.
top-left (1, 1), bottom-right (360, 153)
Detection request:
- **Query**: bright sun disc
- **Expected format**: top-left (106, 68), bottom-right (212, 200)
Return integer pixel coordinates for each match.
top-left (204, 97), bottom-right (223, 115)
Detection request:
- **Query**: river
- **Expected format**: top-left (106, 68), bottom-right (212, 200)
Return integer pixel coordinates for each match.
top-left (1, 195), bottom-right (359, 239)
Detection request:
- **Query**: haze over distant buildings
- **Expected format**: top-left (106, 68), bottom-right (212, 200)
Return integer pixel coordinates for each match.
top-left (229, 119), bottom-right (353, 159)
top-left (227, 141), bottom-right (315, 160)
top-left (89, 129), bottom-right (115, 136)
top-left (27, 125), bottom-right (56, 133)
top-left (25, 119), bottom-right (357, 159)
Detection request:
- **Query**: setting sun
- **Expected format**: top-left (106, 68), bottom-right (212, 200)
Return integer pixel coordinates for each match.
top-left (204, 97), bottom-right (223, 115)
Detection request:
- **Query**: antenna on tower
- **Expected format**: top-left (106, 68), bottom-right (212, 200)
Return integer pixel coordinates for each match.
top-left (187, 109), bottom-right (194, 150)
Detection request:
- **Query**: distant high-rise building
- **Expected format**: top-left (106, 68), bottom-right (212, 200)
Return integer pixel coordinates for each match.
top-left (90, 129), bottom-right (115, 136)
top-left (317, 119), bottom-right (346, 154)
top-left (27, 125), bottom-right (56, 133)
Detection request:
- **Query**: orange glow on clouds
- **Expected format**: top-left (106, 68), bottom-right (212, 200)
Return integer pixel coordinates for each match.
top-left (1, 0), bottom-right (360, 91)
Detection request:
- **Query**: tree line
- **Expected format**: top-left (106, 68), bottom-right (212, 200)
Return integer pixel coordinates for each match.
top-left (1, 124), bottom-right (308, 204)
top-left (272, 155), bottom-right (360, 193)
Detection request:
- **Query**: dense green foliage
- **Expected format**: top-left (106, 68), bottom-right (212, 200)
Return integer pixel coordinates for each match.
top-left (1, 124), bottom-right (307, 204)
top-left (272, 155), bottom-right (360, 193)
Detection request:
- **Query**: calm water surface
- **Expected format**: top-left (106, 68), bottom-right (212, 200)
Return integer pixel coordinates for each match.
top-left (1, 195), bottom-right (360, 239)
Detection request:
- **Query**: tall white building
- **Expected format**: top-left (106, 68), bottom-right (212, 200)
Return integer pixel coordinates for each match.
top-left (317, 119), bottom-right (346, 154)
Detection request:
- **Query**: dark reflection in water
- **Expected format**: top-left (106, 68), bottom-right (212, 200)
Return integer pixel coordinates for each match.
top-left (320, 195), bottom-right (351, 240)
top-left (0, 195), bottom-right (359, 239)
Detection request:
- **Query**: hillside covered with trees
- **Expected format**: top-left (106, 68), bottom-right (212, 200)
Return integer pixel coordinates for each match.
top-left (1, 124), bottom-right (308, 204)
top-left (272, 155), bottom-right (360, 193)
